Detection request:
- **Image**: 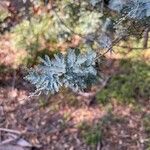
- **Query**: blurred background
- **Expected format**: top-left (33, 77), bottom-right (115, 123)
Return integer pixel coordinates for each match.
top-left (0, 0), bottom-right (150, 150)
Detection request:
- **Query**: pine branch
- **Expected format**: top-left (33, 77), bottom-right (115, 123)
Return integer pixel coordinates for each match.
top-left (25, 49), bottom-right (97, 94)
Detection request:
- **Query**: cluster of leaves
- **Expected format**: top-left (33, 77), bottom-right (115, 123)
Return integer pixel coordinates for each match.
top-left (25, 49), bottom-right (97, 94)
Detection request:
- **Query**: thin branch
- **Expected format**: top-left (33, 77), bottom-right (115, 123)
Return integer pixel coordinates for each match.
top-left (0, 138), bottom-right (16, 146)
top-left (0, 128), bottom-right (21, 135)
top-left (11, 70), bottom-right (16, 91)
top-left (118, 45), bottom-right (150, 49)
top-left (95, 37), bottom-right (123, 60)
top-left (19, 89), bottom-right (41, 102)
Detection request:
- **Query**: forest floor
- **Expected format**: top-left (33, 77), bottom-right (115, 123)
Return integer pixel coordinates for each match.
top-left (0, 1), bottom-right (150, 150)
top-left (0, 33), bottom-right (150, 150)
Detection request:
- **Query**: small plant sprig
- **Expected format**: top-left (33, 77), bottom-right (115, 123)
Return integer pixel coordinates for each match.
top-left (25, 49), bottom-right (97, 94)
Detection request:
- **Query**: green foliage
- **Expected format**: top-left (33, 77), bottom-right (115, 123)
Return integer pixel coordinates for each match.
top-left (79, 111), bottom-right (124, 147)
top-left (12, 14), bottom-right (52, 49)
top-left (75, 10), bottom-right (102, 35)
top-left (96, 53), bottom-right (150, 104)
top-left (79, 122), bottom-right (102, 147)
top-left (0, 10), bottom-right (9, 22)
top-left (143, 114), bottom-right (150, 134)
top-left (84, 127), bottom-right (102, 146)
top-left (11, 1), bottom-right (103, 66)
top-left (11, 1), bottom-right (103, 50)
top-left (143, 114), bottom-right (150, 149)
top-left (0, 64), bottom-right (13, 74)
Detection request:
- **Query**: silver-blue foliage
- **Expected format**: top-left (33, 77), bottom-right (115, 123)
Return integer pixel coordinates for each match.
top-left (89, 0), bottom-right (102, 6)
top-left (25, 49), bottom-right (97, 94)
top-left (109, 0), bottom-right (150, 19)
top-left (98, 34), bottom-right (112, 49)
top-left (63, 49), bottom-right (97, 91)
top-left (25, 54), bottom-right (66, 94)
top-left (129, 0), bottom-right (150, 19)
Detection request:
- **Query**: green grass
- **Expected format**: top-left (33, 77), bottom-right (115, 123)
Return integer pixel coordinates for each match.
top-left (0, 64), bottom-right (14, 74)
top-left (143, 114), bottom-right (150, 150)
top-left (96, 51), bottom-right (150, 105)
top-left (78, 110), bottom-right (125, 148)
top-left (143, 114), bottom-right (150, 134)
top-left (79, 122), bottom-right (102, 147)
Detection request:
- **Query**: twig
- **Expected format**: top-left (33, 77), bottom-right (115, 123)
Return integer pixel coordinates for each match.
top-left (96, 75), bottom-right (111, 94)
top-left (0, 128), bottom-right (21, 135)
top-left (19, 89), bottom-right (41, 102)
top-left (0, 137), bottom-right (19, 146)
top-left (0, 138), bottom-right (15, 145)
top-left (78, 91), bottom-right (95, 98)
top-left (95, 37), bottom-right (123, 60)
top-left (97, 142), bottom-right (101, 150)
top-left (11, 70), bottom-right (16, 91)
